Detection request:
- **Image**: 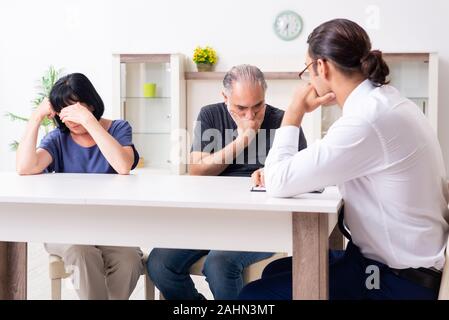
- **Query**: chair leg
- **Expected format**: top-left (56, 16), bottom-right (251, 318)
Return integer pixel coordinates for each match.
top-left (51, 278), bottom-right (62, 300)
top-left (144, 274), bottom-right (155, 300)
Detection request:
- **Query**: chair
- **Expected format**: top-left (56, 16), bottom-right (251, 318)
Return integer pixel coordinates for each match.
top-left (49, 254), bottom-right (154, 300)
top-left (158, 252), bottom-right (287, 300)
top-left (438, 235), bottom-right (449, 300)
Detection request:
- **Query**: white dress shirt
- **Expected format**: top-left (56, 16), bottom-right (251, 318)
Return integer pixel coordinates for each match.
top-left (265, 80), bottom-right (449, 270)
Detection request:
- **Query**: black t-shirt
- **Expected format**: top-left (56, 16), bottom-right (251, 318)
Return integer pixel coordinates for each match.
top-left (191, 102), bottom-right (307, 177)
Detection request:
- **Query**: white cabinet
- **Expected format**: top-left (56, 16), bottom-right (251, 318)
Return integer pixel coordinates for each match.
top-left (316, 53), bottom-right (439, 141)
top-left (386, 53), bottom-right (438, 132)
top-left (112, 54), bottom-right (186, 174)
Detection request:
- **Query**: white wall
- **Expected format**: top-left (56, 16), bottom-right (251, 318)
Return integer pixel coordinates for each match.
top-left (1, 0), bottom-right (449, 172)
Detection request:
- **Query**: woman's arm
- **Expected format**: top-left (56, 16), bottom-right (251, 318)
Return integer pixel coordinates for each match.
top-left (60, 103), bottom-right (135, 175)
top-left (84, 119), bottom-right (135, 175)
top-left (16, 99), bottom-right (54, 175)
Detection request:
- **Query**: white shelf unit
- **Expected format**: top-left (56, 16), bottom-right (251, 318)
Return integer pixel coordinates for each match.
top-left (112, 54), bottom-right (187, 175)
top-left (170, 52), bottom-right (437, 166)
top-left (317, 52), bottom-right (439, 140)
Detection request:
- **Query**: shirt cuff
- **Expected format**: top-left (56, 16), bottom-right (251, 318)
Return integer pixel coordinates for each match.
top-left (272, 126), bottom-right (300, 149)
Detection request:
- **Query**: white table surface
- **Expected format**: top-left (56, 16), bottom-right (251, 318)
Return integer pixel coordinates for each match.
top-left (0, 172), bottom-right (342, 212)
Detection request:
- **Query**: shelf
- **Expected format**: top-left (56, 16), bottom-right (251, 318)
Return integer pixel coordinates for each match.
top-left (114, 53), bottom-right (186, 175)
top-left (119, 54), bottom-right (171, 63)
top-left (185, 71), bottom-right (303, 80)
top-left (383, 53), bottom-right (430, 63)
top-left (184, 55), bottom-right (431, 81)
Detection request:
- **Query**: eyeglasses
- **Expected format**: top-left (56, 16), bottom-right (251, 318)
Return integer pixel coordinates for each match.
top-left (298, 61), bottom-right (315, 80)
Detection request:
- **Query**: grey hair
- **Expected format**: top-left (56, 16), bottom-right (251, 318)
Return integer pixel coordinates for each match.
top-left (223, 64), bottom-right (267, 95)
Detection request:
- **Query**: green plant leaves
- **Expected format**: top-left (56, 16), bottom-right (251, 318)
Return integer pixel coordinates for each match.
top-left (5, 65), bottom-right (63, 150)
top-left (9, 140), bottom-right (19, 151)
top-left (4, 112), bottom-right (29, 122)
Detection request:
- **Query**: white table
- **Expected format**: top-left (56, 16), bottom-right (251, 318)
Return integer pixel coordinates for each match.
top-left (0, 172), bottom-right (343, 300)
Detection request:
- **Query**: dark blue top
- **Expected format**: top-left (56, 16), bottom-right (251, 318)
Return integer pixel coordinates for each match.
top-left (39, 119), bottom-right (139, 173)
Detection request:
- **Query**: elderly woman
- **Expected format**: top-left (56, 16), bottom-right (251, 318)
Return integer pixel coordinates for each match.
top-left (16, 73), bottom-right (143, 300)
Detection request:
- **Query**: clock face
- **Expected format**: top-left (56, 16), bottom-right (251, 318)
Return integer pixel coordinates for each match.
top-left (273, 10), bottom-right (303, 41)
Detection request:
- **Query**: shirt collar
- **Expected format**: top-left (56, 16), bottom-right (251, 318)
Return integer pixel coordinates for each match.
top-left (342, 79), bottom-right (375, 116)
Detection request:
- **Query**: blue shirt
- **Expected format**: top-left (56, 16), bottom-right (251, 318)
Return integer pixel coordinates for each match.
top-left (39, 119), bottom-right (139, 173)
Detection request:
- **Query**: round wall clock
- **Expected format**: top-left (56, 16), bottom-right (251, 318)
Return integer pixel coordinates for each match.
top-left (273, 10), bottom-right (303, 41)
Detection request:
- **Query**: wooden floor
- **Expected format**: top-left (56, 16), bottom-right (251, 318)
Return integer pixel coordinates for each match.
top-left (27, 243), bottom-right (213, 300)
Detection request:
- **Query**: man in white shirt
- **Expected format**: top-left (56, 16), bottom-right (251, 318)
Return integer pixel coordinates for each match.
top-left (240, 18), bottom-right (449, 300)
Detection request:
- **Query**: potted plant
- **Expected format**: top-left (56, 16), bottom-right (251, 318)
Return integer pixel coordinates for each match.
top-left (192, 46), bottom-right (218, 72)
top-left (4, 66), bottom-right (62, 150)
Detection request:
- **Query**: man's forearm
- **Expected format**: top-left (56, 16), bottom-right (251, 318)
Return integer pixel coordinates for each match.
top-left (189, 134), bottom-right (253, 176)
top-left (282, 105), bottom-right (305, 128)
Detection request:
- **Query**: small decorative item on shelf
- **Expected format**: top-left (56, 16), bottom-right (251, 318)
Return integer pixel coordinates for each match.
top-left (193, 46), bottom-right (218, 72)
top-left (143, 83), bottom-right (157, 98)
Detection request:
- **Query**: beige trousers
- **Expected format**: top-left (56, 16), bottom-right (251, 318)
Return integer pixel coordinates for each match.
top-left (45, 243), bottom-right (144, 300)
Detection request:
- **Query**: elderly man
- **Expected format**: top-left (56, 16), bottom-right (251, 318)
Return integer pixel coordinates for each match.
top-left (147, 64), bottom-right (307, 300)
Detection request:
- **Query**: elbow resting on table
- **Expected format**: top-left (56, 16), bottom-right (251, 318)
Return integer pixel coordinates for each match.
top-left (114, 163), bottom-right (132, 175)
top-left (265, 184), bottom-right (293, 198)
top-left (264, 169), bottom-right (293, 198)
top-left (188, 165), bottom-right (203, 176)
top-left (188, 164), bottom-right (217, 176)
top-left (116, 167), bottom-right (131, 175)
top-left (16, 165), bottom-right (38, 176)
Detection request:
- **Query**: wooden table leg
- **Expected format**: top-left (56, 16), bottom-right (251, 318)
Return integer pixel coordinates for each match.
top-left (329, 224), bottom-right (345, 250)
top-left (330, 206), bottom-right (346, 251)
top-left (292, 212), bottom-right (329, 300)
top-left (0, 242), bottom-right (27, 300)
